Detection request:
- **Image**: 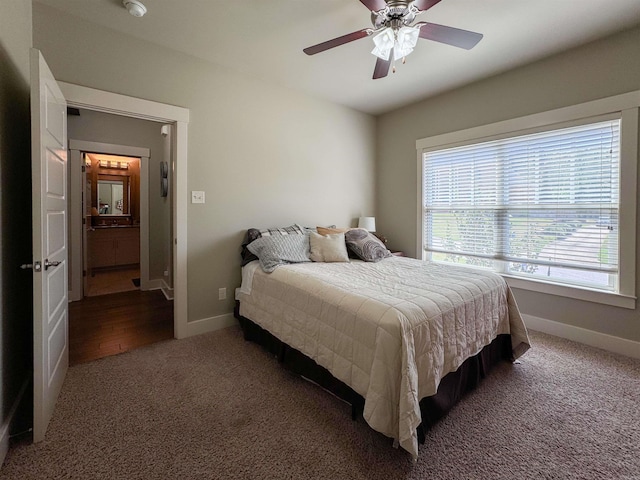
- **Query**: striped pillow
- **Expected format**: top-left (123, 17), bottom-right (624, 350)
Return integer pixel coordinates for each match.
top-left (247, 233), bottom-right (310, 273)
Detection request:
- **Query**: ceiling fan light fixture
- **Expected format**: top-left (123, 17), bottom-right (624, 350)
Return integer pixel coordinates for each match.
top-left (371, 28), bottom-right (395, 60)
top-left (123, 0), bottom-right (147, 18)
top-left (371, 25), bottom-right (420, 61)
top-left (394, 25), bottom-right (420, 57)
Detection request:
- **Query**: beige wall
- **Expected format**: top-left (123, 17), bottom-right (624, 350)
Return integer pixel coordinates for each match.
top-left (32, 3), bottom-right (376, 322)
top-left (67, 109), bottom-right (170, 282)
top-left (0, 0), bottom-right (33, 449)
top-left (377, 25), bottom-right (640, 342)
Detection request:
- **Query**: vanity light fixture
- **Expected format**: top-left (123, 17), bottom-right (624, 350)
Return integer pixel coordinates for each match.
top-left (123, 0), bottom-right (147, 18)
top-left (99, 160), bottom-right (129, 170)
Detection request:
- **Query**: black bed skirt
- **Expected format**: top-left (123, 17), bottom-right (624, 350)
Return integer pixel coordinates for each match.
top-left (234, 302), bottom-right (512, 443)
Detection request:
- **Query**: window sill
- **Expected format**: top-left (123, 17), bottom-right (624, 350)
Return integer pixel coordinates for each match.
top-left (502, 274), bottom-right (636, 309)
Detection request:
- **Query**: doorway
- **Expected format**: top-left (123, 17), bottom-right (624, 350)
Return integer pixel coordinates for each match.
top-left (59, 81), bottom-right (189, 340)
top-left (84, 152), bottom-right (141, 297)
top-left (66, 110), bottom-right (174, 364)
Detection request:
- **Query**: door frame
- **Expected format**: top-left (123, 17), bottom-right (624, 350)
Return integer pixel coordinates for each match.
top-left (68, 141), bottom-right (150, 299)
top-left (59, 82), bottom-right (189, 339)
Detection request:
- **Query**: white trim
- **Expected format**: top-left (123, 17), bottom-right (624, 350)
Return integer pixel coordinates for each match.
top-left (186, 313), bottom-right (236, 337)
top-left (618, 107), bottom-right (639, 297)
top-left (146, 278), bottom-right (164, 290)
top-left (61, 82), bottom-right (189, 340)
top-left (68, 149), bottom-right (82, 302)
top-left (523, 314), bottom-right (640, 360)
top-left (59, 83), bottom-right (189, 123)
top-left (416, 148), bottom-right (424, 260)
top-left (0, 379), bottom-right (29, 466)
top-left (160, 279), bottom-right (174, 301)
top-left (416, 90), bottom-right (640, 151)
top-left (174, 121), bottom-right (188, 339)
top-left (139, 155), bottom-right (150, 291)
top-left (505, 276), bottom-right (635, 309)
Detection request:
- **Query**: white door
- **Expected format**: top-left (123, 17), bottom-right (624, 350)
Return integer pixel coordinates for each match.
top-left (30, 49), bottom-right (68, 442)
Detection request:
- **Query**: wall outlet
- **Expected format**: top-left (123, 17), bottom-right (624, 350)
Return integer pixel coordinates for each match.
top-left (218, 288), bottom-right (226, 300)
top-left (191, 191), bottom-right (205, 204)
top-left (163, 270), bottom-right (169, 277)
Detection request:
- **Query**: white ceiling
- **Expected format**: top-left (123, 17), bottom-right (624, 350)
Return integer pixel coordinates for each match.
top-left (35, 0), bottom-right (640, 115)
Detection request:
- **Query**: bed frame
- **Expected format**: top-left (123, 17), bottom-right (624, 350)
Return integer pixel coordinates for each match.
top-left (234, 301), bottom-right (513, 444)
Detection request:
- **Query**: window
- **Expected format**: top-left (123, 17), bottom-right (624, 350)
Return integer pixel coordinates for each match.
top-left (417, 93), bottom-right (639, 307)
top-left (424, 118), bottom-right (620, 290)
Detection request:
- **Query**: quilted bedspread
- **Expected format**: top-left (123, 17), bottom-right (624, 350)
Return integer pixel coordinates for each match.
top-left (236, 256), bottom-right (530, 459)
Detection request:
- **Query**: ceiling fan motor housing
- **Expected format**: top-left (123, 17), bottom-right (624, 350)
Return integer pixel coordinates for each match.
top-left (371, 0), bottom-right (417, 30)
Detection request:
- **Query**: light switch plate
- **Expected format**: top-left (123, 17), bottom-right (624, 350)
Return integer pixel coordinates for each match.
top-left (191, 191), bottom-right (205, 204)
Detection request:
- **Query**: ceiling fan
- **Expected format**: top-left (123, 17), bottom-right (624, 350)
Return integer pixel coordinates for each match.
top-left (303, 0), bottom-right (483, 79)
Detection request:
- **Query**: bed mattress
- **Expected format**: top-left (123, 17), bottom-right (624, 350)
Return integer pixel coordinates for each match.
top-left (235, 256), bottom-right (530, 458)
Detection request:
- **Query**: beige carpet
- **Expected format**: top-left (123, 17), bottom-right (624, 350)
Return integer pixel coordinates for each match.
top-left (3, 327), bottom-right (639, 479)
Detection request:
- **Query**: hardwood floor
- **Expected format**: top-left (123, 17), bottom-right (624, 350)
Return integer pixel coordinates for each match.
top-left (69, 290), bottom-right (174, 366)
top-left (86, 265), bottom-right (140, 297)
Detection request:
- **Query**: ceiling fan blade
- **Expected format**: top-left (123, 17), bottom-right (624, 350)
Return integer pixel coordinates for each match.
top-left (373, 50), bottom-right (392, 79)
top-left (359, 0), bottom-right (388, 12)
top-left (303, 29), bottom-right (371, 55)
top-left (417, 22), bottom-right (483, 50)
top-left (412, 0), bottom-right (443, 12)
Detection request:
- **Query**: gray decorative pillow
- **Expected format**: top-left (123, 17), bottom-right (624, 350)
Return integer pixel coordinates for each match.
top-left (344, 228), bottom-right (392, 262)
top-left (241, 224), bottom-right (306, 266)
top-left (247, 233), bottom-right (311, 272)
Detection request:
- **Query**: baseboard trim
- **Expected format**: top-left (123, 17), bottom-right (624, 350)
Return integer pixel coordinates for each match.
top-left (522, 314), bottom-right (640, 360)
top-left (0, 378), bottom-right (29, 467)
top-left (160, 279), bottom-right (174, 301)
top-left (145, 279), bottom-right (164, 291)
top-left (186, 313), bottom-right (236, 337)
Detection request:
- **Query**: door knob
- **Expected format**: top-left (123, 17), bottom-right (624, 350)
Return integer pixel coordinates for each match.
top-left (44, 259), bottom-right (61, 270)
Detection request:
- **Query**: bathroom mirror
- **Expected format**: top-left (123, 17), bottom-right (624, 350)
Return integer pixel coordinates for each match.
top-left (96, 175), bottom-right (130, 215)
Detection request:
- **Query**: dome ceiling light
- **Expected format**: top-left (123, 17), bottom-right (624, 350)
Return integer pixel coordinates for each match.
top-left (123, 0), bottom-right (147, 18)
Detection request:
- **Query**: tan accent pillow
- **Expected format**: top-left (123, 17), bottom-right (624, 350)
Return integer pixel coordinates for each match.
top-left (316, 226), bottom-right (349, 236)
top-left (309, 231), bottom-right (350, 263)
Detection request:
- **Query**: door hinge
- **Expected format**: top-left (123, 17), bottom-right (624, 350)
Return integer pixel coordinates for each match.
top-left (82, 217), bottom-right (86, 225)
top-left (83, 269), bottom-right (87, 277)
top-left (81, 165), bottom-right (86, 173)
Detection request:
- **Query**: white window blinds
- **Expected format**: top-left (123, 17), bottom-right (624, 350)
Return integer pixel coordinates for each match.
top-left (423, 118), bottom-right (620, 290)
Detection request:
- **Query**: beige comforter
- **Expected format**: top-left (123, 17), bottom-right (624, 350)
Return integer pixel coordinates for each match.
top-left (236, 256), bottom-right (530, 459)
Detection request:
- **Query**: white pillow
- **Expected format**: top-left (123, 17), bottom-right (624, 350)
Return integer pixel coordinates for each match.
top-left (309, 231), bottom-right (350, 263)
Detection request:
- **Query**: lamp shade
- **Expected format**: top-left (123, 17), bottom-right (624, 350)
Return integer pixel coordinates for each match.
top-left (358, 216), bottom-right (376, 232)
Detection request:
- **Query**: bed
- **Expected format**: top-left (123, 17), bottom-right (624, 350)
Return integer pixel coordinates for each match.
top-left (234, 226), bottom-right (530, 459)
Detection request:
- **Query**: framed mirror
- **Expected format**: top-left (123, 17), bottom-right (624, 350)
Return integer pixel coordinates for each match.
top-left (96, 174), bottom-right (130, 215)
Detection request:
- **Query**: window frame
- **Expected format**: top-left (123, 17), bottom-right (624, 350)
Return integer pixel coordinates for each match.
top-left (416, 91), bottom-right (640, 309)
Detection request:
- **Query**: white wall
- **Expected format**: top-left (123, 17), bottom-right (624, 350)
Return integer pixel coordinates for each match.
top-left (377, 25), bottom-right (640, 343)
top-left (32, 3), bottom-right (376, 322)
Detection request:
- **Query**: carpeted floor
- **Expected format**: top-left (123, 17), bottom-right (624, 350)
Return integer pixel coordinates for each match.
top-left (3, 327), bottom-right (639, 480)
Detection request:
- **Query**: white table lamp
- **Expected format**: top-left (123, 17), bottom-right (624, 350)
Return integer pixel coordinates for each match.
top-left (358, 216), bottom-right (376, 232)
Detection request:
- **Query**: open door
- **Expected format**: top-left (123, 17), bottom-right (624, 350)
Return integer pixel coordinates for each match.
top-left (29, 49), bottom-right (68, 442)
